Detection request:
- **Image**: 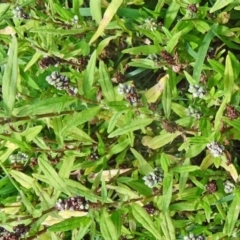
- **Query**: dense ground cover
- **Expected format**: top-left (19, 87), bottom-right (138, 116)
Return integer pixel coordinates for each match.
top-left (1, 0), bottom-right (240, 239)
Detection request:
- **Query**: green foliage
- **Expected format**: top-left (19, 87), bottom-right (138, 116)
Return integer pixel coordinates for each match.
top-left (1, 0), bottom-right (240, 239)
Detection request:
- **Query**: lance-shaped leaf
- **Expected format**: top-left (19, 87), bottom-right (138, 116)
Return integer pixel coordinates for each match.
top-left (2, 35), bottom-right (18, 116)
top-left (99, 61), bottom-right (115, 102)
top-left (89, 0), bottom-right (123, 45)
top-left (160, 211), bottom-right (176, 240)
top-left (48, 216), bottom-right (91, 232)
top-left (83, 50), bottom-right (97, 98)
top-left (131, 203), bottom-right (162, 239)
top-left (145, 74), bottom-right (167, 103)
top-left (108, 118), bottom-right (153, 138)
top-left (61, 106), bottom-right (100, 136)
top-left (142, 131), bottom-right (181, 150)
top-left (100, 209), bottom-right (119, 240)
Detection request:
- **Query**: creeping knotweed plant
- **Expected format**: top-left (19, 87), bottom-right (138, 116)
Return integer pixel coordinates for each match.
top-left (143, 167), bottom-right (164, 188)
top-left (12, 6), bottom-right (29, 19)
top-left (9, 152), bottom-right (28, 163)
top-left (186, 106), bottom-right (202, 119)
top-left (205, 181), bottom-right (218, 194)
top-left (46, 71), bottom-right (77, 95)
top-left (71, 15), bottom-right (79, 25)
top-left (118, 83), bottom-right (140, 105)
top-left (66, 85), bottom-right (78, 96)
top-left (184, 233), bottom-right (206, 240)
top-left (188, 85), bottom-right (206, 98)
top-left (140, 18), bottom-right (157, 31)
top-left (46, 71), bottom-right (70, 90)
top-left (207, 142), bottom-right (224, 157)
top-left (56, 196), bottom-right (89, 211)
top-left (224, 180), bottom-right (235, 194)
top-left (39, 56), bottom-right (58, 69)
top-left (0, 224), bottom-right (29, 240)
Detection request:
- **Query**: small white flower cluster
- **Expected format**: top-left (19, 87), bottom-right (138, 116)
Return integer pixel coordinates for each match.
top-left (9, 152), bottom-right (28, 164)
top-left (140, 18), bottom-right (157, 32)
top-left (188, 85), bottom-right (206, 98)
top-left (184, 233), bottom-right (205, 240)
top-left (71, 15), bottom-right (79, 25)
top-left (12, 6), bottom-right (29, 19)
top-left (46, 71), bottom-right (77, 95)
top-left (207, 142), bottom-right (224, 157)
top-left (118, 83), bottom-right (140, 105)
top-left (186, 106), bottom-right (202, 119)
top-left (56, 196), bottom-right (89, 211)
top-left (143, 167), bottom-right (164, 188)
top-left (224, 180), bottom-right (235, 194)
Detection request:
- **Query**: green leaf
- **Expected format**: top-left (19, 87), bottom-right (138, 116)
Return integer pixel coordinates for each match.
top-left (99, 61), bottom-right (115, 102)
top-left (30, 27), bottom-right (90, 35)
top-left (83, 50), bottom-right (97, 98)
top-left (193, 24), bottom-right (217, 82)
top-left (2, 35), bottom-right (18, 116)
top-left (21, 126), bottom-right (43, 142)
top-left (59, 155), bottom-right (75, 179)
top-left (90, 0), bottom-right (102, 23)
top-left (0, 3), bottom-right (10, 19)
top-left (19, 190), bottom-right (35, 214)
top-left (179, 158), bottom-right (190, 193)
top-left (173, 165), bottom-right (200, 173)
top-left (162, 173), bottom-right (173, 213)
top-left (200, 154), bottom-right (214, 170)
top-left (223, 191), bottom-right (240, 236)
top-left (214, 94), bottom-right (230, 131)
top-left (122, 45), bottom-right (160, 55)
top-left (224, 53), bottom-right (234, 92)
top-left (130, 148), bottom-right (153, 175)
top-left (164, 2), bottom-right (180, 29)
top-left (108, 118), bottom-right (153, 138)
top-left (52, 117), bottom-right (64, 146)
top-left (49, 216), bottom-right (91, 232)
top-left (61, 107), bottom-right (100, 136)
top-left (184, 70), bottom-right (197, 85)
top-left (128, 59), bottom-right (159, 69)
top-left (143, 132), bottom-right (181, 150)
top-left (162, 76), bottom-right (172, 119)
top-left (210, 0), bottom-right (234, 13)
top-left (89, 0), bottom-right (123, 44)
top-left (109, 139), bottom-right (129, 155)
top-left (186, 143), bottom-right (207, 158)
top-left (111, 211), bottom-right (122, 238)
top-left (145, 75), bottom-right (167, 103)
top-left (38, 156), bottom-right (71, 195)
top-left (9, 170), bottom-right (34, 189)
top-left (24, 52), bottom-right (42, 72)
top-left (107, 111), bottom-right (124, 133)
top-left (97, 35), bottom-right (119, 56)
top-left (131, 203), bottom-right (162, 239)
top-left (100, 209), bottom-right (118, 240)
top-left (13, 96), bottom-right (75, 117)
top-left (166, 31), bottom-right (182, 53)
top-left (64, 179), bottom-right (99, 202)
top-left (222, 117), bottom-right (240, 131)
top-left (126, 181), bottom-right (152, 196)
top-left (160, 211), bottom-right (176, 240)
top-left (194, 20), bottom-right (210, 33)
